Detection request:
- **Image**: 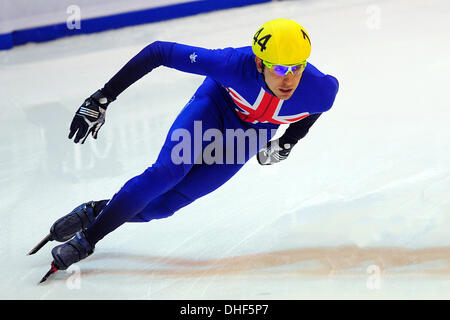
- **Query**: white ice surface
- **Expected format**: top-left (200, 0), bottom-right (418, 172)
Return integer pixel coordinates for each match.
top-left (0, 0), bottom-right (449, 299)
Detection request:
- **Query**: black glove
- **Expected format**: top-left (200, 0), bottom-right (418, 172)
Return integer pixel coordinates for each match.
top-left (257, 137), bottom-right (295, 165)
top-left (68, 89), bottom-right (114, 144)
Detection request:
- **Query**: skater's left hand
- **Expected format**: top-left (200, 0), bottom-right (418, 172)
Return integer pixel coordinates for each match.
top-left (257, 138), bottom-right (295, 165)
top-left (68, 89), bottom-right (114, 144)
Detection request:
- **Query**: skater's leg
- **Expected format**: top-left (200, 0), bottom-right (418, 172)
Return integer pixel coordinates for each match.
top-left (128, 189), bottom-right (193, 222)
top-left (84, 87), bottom-right (222, 245)
top-left (130, 163), bottom-right (245, 222)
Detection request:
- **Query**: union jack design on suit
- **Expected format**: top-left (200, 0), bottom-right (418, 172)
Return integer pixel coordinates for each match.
top-left (226, 87), bottom-right (310, 125)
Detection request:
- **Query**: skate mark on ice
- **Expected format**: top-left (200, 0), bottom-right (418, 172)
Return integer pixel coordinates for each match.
top-left (54, 246), bottom-right (450, 281)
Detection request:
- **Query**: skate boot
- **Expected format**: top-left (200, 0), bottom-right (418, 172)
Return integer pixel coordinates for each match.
top-left (28, 200), bottom-right (108, 255)
top-left (51, 231), bottom-right (95, 270)
top-left (50, 200), bottom-right (109, 242)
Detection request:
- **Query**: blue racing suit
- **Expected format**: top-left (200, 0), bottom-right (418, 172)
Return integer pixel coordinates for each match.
top-left (84, 41), bottom-right (339, 245)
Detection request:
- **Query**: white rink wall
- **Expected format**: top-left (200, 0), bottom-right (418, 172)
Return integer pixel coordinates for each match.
top-left (0, 0), bottom-right (271, 50)
top-left (1, 0), bottom-right (197, 32)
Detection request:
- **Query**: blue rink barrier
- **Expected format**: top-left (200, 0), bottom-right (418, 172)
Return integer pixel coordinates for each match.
top-left (0, 0), bottom-right (271, 50)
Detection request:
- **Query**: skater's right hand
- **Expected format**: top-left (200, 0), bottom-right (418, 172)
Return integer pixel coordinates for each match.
top-left (68, 89), bottom-right (115, 144)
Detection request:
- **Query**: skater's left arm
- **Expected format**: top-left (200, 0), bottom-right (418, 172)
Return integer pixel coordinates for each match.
top-left (257, 113), bottom-right (322, 165)
top-left (279, 113), bottom-right (322, 146)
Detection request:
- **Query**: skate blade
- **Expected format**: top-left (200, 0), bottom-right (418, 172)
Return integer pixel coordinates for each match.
top-left (39, 261), bottom-right (59, 284)
top-left (28, 233), bottom-right (52, 255)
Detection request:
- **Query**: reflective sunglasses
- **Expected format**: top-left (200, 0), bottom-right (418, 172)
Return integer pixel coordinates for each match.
top-left (263, 60), bottom-right (307, 77)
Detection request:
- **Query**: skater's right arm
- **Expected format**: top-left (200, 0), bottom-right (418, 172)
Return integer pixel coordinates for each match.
top-left (101, 41), bottom-right (247, 99)
top-left (100, 41), bottom-right (170, 100)
top-left (67, 42), bottom-right (173, 144)
top-left (69, 41), bottom-right (245, 144)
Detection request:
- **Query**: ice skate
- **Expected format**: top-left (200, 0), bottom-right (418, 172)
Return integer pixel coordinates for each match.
top-left (51, 231), bottom-right (95, 271)
top-left (28, 200), bottom-right (108, 255)
top-left (39, 231), bottom-right (95, 283)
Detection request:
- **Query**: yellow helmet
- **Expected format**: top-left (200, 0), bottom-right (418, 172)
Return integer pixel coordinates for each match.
top-left (252, 18), bottom-right (311, 65)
